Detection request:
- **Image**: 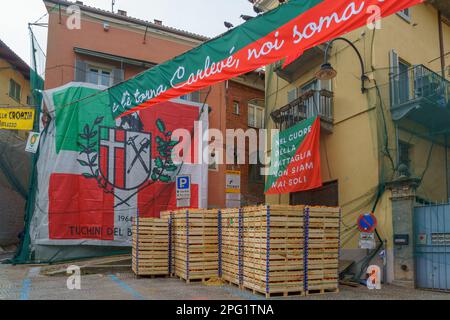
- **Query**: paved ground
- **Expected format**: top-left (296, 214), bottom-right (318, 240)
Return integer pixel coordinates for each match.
top-left (1, 263), bottom-right (449, 300)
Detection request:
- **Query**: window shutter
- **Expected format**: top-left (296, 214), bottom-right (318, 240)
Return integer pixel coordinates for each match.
top-left (287, 88), bottom-right (297, 103)
top-left (112, 68), bottom-right (125, 85)
top-left (389, 50), bottom-right (399, 106)
top-left (17, 83), bottom-right (21, 102)
top-left (9, 79), bottom-right (14, 97)
top-left (74, 59), bottom-right (87, 82)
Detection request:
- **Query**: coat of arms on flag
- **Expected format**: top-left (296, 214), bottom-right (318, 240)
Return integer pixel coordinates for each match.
top-left (98, 127), bottom-right (152, 191)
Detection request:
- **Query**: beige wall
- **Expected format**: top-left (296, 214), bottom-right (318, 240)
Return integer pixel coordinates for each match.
top-left (0, 58), bottom-right (32, 140)
top-left (265, 3), bottom-right (450, 255)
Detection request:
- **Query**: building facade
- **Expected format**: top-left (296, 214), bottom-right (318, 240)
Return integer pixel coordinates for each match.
top-left (43, 0), bottom-right (265, 209)
top-left (0, 39), bottom-right (33, 139)
top-left (258, 0), bottom-right (450, 286)
top-left (225, 73), bottom-right (266, 206)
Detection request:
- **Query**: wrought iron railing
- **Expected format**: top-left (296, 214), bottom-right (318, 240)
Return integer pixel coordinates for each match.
top-left (270, 89), bottom-right (333, 131)
top-left (391, 64), bottom-right (449, 109)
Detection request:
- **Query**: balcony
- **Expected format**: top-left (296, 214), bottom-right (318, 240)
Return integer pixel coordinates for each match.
top-left (390, 64), bottom-right (450, 133)
top-left (270, 89), bottom-right (334, 133)
top-left (428, 0), bottom-right (450, 21)
top-left (275, 44), bottom-right (328, 83)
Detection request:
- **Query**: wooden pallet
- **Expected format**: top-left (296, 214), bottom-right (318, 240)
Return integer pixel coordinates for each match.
top-left (305, 206), bottom-right (340, 292)
top-left (305, 287), bottom-right (339, 296)
top-left (241, 282), bottom-right (305, 298)
top-left (132, 218), bottom-right (170, 277)
top-left (172, 209), bottom-right (219, 283)
top-left (233, 205), bottom-right (306, 297)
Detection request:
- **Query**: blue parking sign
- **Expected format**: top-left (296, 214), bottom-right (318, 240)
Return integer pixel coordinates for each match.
top-left (177, 176), bottom-right (191, 190)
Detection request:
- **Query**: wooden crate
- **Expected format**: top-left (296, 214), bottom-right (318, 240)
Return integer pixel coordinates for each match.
top-left (305, 206), bottom-right (340, 294)
top-left (220, 208), bottom-right (241, 286)
top-left (240, 205), bottom-right (305, 298)
top-left (132, 218), bottom-right (170, 277)
top-left (160, 211), bottom-right (175, 275)
top-left (172, 209), bottom-right (219, 283)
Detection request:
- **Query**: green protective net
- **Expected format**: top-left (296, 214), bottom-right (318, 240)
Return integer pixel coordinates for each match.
top-left (0, 29), bottom-right (44, 251)
top-left (11, 27), bottom-right (45, 264)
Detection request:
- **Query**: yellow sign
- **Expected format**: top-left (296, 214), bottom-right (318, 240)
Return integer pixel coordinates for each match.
top-left (0, 108), bottom-right (35, 131)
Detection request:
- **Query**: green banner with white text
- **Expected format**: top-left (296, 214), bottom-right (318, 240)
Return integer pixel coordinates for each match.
top-left (265, 117), bottom-right (322, 195)
top-left (108, 0), bottom-right (423, 118)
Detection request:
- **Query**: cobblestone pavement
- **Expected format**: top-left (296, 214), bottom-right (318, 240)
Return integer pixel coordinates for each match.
top-left (1, 264), bottom-right (449, 300)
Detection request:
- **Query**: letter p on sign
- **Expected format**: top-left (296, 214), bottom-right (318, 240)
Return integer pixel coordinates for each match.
top-left (177, 176), bottom-right (190, 190)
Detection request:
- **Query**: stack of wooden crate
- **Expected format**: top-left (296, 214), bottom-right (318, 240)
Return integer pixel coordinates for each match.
top-left (134, 205), bottom-right (341, 297)
top-left (220, 208), bottom-right (241, 286)
top-left (172, 209), bottom-right (219, 283)
top-left (241, 205), bottom-right (305, 298)
top-left (132, 217), bottom-right (170, 276)
top-left (305, 206), bottom-right (340, 294)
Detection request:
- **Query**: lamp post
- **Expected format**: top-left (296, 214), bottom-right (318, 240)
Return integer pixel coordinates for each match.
top-left (316, 37), bottom-right (369, 94)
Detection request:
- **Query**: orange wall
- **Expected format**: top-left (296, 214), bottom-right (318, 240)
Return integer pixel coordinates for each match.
top-left (45, 11), bottom-right (227, 207)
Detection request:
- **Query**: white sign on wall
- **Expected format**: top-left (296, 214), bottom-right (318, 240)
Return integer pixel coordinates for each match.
top-left (225, 170), bottom-right (241, 208)
top-left (359, 232), bottom-right (376, 249)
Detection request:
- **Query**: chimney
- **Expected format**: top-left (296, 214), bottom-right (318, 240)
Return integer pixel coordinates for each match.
top-left (154, 19), bottom-right (163, 26)
top-left (117, 10), bottom-right (127, 17)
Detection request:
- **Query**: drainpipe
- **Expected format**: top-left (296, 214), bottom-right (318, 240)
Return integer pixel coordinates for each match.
top-left (438, 11), bottom-right (445, 77)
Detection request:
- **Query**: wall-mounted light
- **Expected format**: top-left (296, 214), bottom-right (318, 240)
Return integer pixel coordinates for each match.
top-left (316, 37), bottom-right (369, 94)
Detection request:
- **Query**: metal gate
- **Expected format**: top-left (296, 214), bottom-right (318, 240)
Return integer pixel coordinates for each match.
top-left (414, 203), bottom-right (450, 291)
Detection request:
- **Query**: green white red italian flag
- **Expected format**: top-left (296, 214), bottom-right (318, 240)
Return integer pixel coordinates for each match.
top-left (108, 0), bottom-right (423, 118)
top-left (31, 83), bottom-right (208, 246)
top-left (265, 117), bottom-right (322, 194)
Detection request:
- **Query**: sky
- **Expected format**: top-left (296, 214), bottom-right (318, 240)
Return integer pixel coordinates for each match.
top-left (0, 0), bottom-right (257, 66)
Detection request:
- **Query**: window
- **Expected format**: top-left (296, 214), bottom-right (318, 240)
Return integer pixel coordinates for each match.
top-left (288, 88), bottom-right (298, 103)
top-left (208, 151), bottom-right (218, 171)
top-left (399, 141), bottom-right (411, 169)
top-left (249, 163), bottom-right (264, 183)
top-left (181, 91), bottom-right (201, 103)
top-left (9, 79), bottom-right (21, 102)
top-left (287, 79), bottom-right (331, 104)
top-left (300, 79), bottom-right (322, 118)
top-left (248, 104), bottom-right (265, 128)
top-left (27, 96), bottom-right (33, 106)
top-left (233, 101), bottom-right (240, 115)
top-left (397, 8), bottom-right (411, 22)
top-left (87, 67), bottom-right (112, 87)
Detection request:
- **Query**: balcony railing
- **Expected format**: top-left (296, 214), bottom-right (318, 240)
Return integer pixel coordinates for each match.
top-left (390, 65), bottom-right (450, 132)
top-left (271, 89), bottom-right (334, 132)
top-left (391, 64), bottom-right (449, 109)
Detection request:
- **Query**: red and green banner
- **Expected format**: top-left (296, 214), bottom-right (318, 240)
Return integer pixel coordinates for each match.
top-left (109, 0), bottom-right (423, 118)
top-left (265, 117), bottom-right (321, 195)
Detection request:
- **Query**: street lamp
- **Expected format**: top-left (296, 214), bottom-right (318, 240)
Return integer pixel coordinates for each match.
top-left (316, 37), bottom-right (369, 94)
